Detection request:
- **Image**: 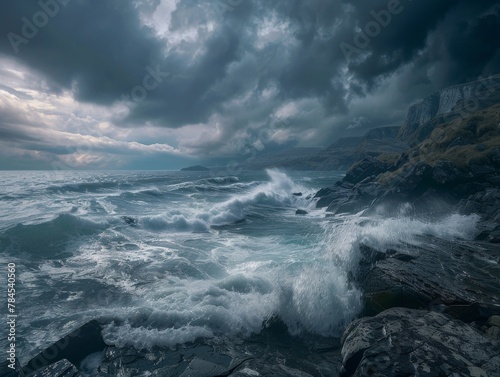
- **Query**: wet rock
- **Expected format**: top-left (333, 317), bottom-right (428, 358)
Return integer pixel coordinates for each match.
top-left (121, 216), bottom-right (137, 226)
top-left (486, 175), bottom-right (500, 185)
top-left (22, 320), bottom-right (106, 376)
top-left (292, 192), bottom-right (303, 196)
top-left (356, 237), bottom-right (500, 319)
top-left (340, 307), bottom-right (500, 377)
top-left (458, 188), bottom-right (500, 230)
top-left (25, 359), bottom-right (79, 377)
top-left (0, 358), bottom-right (23, 377)
top-left (447, 136), bottom-right (472, 149)
top-left (391, 161), bottom-right (434, 198)
top-left (431, 160), bottom-right (462, 185)
top-left (98, 335), bottom-right (342, 377)
top-left (485, 325), bottom-right (500, 340)
top-left (343, 157), bottom-right (388, 185)
top-left (98, 345), bottom-right (223, 377)
top-left (488, 315), bottom-right (500, 328)
top-left (314, 187), bottom-right (334, 198)
top-left (477, 143), bottom-right (487, 152)
top-left (469, 158), bottom-right (496, 176)
top-left (354, 180), bottom-right (385, 199)
top-left (315, 185), bottom-right (354, 209)
top-left (491, 147), bottom-right (500, 166)
top-left (295, 209), bottom-right (308, 215)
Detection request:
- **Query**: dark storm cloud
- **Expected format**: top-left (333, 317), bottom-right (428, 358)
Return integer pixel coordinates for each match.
top-left (0, 0), bottom-right (164, 102)
top-left (1, 0), bottom-right (499, 156)
top-left (347, 1), bottom-right (500, 89)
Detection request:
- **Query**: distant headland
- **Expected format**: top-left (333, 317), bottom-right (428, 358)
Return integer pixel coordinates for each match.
top-left (180, 165), bottom-right (210, 171)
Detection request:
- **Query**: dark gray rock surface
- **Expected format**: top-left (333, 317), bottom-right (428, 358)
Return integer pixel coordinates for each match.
top-left (25, 359), bottom-right (79, 377)
top-left (356, 236), bottom-right (500, 319)
top-left (340, 307), bottom-right (500, 377)
top-left (398, 74), bottom-right (500, 144)
top-left (97, 334), bottom-right (343, 377)
top-left (22, 320), bottom-right (106, 376)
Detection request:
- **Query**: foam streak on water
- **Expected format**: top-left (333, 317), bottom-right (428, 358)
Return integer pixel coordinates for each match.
top-left (0, 169), bottom-right (480, 362)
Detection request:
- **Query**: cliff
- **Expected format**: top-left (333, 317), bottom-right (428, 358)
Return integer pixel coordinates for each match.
top-left (314, 76), bottom-right (500, 375)
top-left (398, 74), bottom-right (500, 145)
top-left (315, 74), bottom-right (500, 237)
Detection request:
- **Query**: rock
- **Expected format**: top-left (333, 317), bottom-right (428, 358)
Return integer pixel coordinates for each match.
top-left (477, 143), bottom-right (487, 152)
top-left (179, 357), bottom-right (252, 377)
top-left (292, 192), bottom-right (302, 196)
top-left (475, 228), bottom-right (500, 243)
top-left (458, 188), bottom-right (500, 223)
top-left (394, 161), bottom-right (433, 196)
top-left (491, 147), bottom-right (500, 166)
top-left (25, 359), bottom-right (79, 377)
top-left (314, 187), bottom-right (334, 199)
top-left (98, 335), bottom-right (342, 377)
top-left (344, 157), bottom-right (388, 185)
top-left (447, 136), bottom-right (472, 149)
top-left (315, 185), bottom-right (354, 209)
top-left (0, 358), bottom-right (23, 377)
top-left (431, 160), bottom-right (462, 185)
top-left (486, 175), bottom-right (500, 185)
top-left (356, 237), bottom-right (500, 319)
top-left (485, 326), bottom-right (500, 340)
top-left (22, 320), bottom-right (106, 376)
top-left (340, 307), bottom-right (500, 377)
top-left (295, 209), bottom-right (308, 215)
top-left (398, 74), bottom-right (500, 144)
top-left (469, 158), bottom-right (496, 176)
top-left (121, 216), bottom-right (137, 225)
top-left (355, 180), bottom-right (385, 198)
top-left (488, 315), bottom-right (500, 328)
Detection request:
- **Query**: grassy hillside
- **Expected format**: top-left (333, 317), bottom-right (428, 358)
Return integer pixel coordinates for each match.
top-left (377, 103), bottom-right (500, 185)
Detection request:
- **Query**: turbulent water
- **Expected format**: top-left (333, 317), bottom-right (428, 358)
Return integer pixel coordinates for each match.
top-left (0, 169), bottom-right (481, 364)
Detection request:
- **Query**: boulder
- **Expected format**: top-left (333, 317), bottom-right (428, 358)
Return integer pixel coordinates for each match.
top-left (458, 188), bottom-right (500, 224)
top-left (340, 307), bottom-right (500, 377)
top-left (22, 320), bottom-right (106, 376)
top-left (431, 160), bottom-right (462, 185)
top-left (98, 336), bottom-right (342, 377)
top-left (390, 161), bottom-right (434, 198)
top-left (25, 359), bottom-right (79, 377)
top-left (343, 157), bottom-right (388, 185)
top-left (356, 236), bottom-right (500, 319)
top-left (315, 185), bottom-right (354, 209)
top-left (0, 358), bottom-right (23, 377)
top-left (295, 209), bottom-right (308, 215)
top-left (447, 136), bottom-right (472, 149)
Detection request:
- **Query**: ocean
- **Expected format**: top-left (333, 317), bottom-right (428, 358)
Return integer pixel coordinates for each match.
top-left (0, 169), bottom-right (480, 367)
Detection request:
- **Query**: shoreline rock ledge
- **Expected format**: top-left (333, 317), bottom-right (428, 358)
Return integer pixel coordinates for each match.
top-left (339, 307), bottom-right (500, 377)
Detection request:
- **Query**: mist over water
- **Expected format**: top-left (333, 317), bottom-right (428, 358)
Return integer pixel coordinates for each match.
top-left (0, 170), bottom-right (480, 363)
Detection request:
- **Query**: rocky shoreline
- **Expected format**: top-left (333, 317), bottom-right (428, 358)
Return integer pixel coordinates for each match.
top-left (316, 74), bottom-right (500, 376)
top-left (3, 76), bottom-right (500, 376)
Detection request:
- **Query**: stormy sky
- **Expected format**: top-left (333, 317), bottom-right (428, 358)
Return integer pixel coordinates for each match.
top-left (0, 0), bottom-right (499, 169)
